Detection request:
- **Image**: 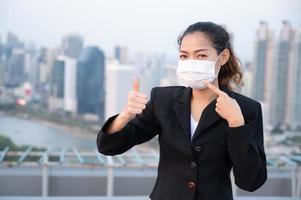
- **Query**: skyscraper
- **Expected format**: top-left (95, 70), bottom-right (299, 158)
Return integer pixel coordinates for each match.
top-left (62, 56), bottom-right (77, 113)
top-left (0, 37), bottom-right (3, 86)
top-left (51, 59), bottom-right (65, 99)
top-left (6, 32), bottom-right (24, 50)
top-left (270, 21), bottom-right (295, 128)
top-left (3, 33), bottom-right (25, 87)
top-left (24, 43), bottom-right (36, 87)
top-left (289, 27), bottom-right (301, 129)
top-left (4, 48), bottom-right (25, 87)
top-left (250, 21), bottom-right (301, 130)
top-left (36, 47), bottom-right (57, 87)
top-left (62, 34), bottom-right (83, 59)
top-left (251, 21), bottom-right (273, 102)
top-left (77, 46), bottom-right (105, 121)
top-left (105, 61), bottom-right (134, 119)
top-left (48, 56), bottom-right (77, 113)
top-left (0, 36), bottom-right (2, 58)
top-left (0, 62), bottom-right (3, 87)
top-left (114, 46), bottom-right (128, 64)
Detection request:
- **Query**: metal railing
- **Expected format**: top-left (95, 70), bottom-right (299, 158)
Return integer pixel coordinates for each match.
top-left (0, 146), bottom-right (301, 197)
top-left (0, 197), bottom-right (301, 200)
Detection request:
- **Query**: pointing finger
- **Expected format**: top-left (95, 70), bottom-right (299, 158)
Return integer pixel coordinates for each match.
top-left (204, 80), bottom-right (224, 96)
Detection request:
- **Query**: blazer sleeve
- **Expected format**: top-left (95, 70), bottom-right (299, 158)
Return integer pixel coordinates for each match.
top-left (226, 102), bottom-right (267, 192)
top-left (96, 87), bottom-right (161, 156)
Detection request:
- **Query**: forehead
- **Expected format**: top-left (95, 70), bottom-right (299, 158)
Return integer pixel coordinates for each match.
top-left (180, 32), bottom-right (215, 51)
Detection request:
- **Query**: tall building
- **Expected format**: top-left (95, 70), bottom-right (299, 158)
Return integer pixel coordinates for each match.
top-left (251, 21), bottom-right (274, 102)
top-left (48, 58), bottom-right (64, 111)
top-left (6, 32), bottom-right (24, 50)
top-left (249, 21), bottom-right (301, 130)
top-left (63, 57), bottom-right (77, 113)
top-left (0, 61), bottom-right (3, 87)
top-left (0, 37), bottom-right (3, 86)
top-left (2, 33), bottom-right (25, 87)
top-left (37, 47), bottom-right (57, 86)
top-left (24, 43), bottom-right (36, 85)
top-left (289, 27), bottom-right (301, 129)
top-left (4, 48), bottom-right (25, 87)
top-left (0, 36), bottom-right (2, 58)
top-left (105, 61), bottom-right (134, 120)
top-left (114, 46), bottom-right (128, 64)
top-left (77, 46), bottom-right (105, 121)
top-left (270, 21), bottom-right (296, 128)
top-left (49, 56), bottom-right (77, 113)
top-left (50, 59), bottom-right (65, 98)
top-left (62, 34), bottom-right (83, 59)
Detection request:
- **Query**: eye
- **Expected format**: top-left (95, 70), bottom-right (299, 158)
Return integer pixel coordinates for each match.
top-left (197, 54), bottom-right (208, 59)
top-left (179, 54), bottom-right (187, 60)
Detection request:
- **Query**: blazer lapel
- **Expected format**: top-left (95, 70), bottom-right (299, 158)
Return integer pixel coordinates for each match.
top-left (191, 85), bottom-right (233, 143)
top-left (172, 85), bottom-right (233, 143)
top-left (191, 98), bottom-right (221, 142)
top-left (173, 87), bottom-right (192, 138)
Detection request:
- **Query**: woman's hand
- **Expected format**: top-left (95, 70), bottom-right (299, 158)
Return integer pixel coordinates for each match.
top-left (106, 77), bottom-right (148, 134)
top-left (119, 77), bottom-right (148, 120)
top-left (205, 82), bottom-right (245, 127)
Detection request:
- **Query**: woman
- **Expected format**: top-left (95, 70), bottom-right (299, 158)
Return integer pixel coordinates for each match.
top-left (97, 22), bottom-right (267, 200)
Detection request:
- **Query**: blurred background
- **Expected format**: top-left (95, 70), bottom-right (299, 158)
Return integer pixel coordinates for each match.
top-left (0, 0), bottom-right (301, 199)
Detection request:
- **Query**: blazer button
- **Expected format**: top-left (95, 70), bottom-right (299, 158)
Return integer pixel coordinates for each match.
top-left (194, 145), bottom-right (202, 152)
top-left (187, 181), bottom-right (196, 190)
top-left (190, 161), bottom-right (197, 169)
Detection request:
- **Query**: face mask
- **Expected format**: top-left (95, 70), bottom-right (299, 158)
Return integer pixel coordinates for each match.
top-left (176, 53), bottom-right (222, 89)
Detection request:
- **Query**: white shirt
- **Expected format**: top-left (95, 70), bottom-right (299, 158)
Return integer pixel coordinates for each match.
top-left (190, 114), bottom-right (199, 139)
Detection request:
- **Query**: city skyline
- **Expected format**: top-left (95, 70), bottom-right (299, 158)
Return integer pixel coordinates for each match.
top-left (0, 0), bottom-right (300, 63)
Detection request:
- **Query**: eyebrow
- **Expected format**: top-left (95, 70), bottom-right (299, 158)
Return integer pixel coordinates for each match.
top-left (180, 49), bottom-right (209, 53)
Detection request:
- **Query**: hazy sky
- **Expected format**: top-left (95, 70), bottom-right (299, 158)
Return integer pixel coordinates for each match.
top-left (0, 0), bottom-right (300, 63)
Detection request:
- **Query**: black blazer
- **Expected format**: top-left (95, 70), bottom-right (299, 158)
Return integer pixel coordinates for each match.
top-left (97, 86), bottom-right (267, 200)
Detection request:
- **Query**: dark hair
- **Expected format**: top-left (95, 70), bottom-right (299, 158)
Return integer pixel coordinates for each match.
top-left (177, 22), bottom-right (243, 91)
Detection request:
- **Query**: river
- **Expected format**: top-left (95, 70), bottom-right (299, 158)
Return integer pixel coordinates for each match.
top-left (0, 114), bottom-right (97, 150)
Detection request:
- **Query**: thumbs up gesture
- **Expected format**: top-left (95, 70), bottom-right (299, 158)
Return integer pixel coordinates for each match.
top-left (205, 81), bottom-right (245, 127)
top-left (120, 76), bottom-right (148, 120)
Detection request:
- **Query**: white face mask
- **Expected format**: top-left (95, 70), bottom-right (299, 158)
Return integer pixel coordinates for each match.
top-left (176, 53), bottom-right (222, 89)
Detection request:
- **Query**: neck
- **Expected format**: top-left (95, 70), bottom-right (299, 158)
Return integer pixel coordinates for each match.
top-left (191, 82), bottom-right (219, 102)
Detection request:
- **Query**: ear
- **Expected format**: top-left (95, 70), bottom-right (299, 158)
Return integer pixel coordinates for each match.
top-left (220, 49), bottom-right (230, 66)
